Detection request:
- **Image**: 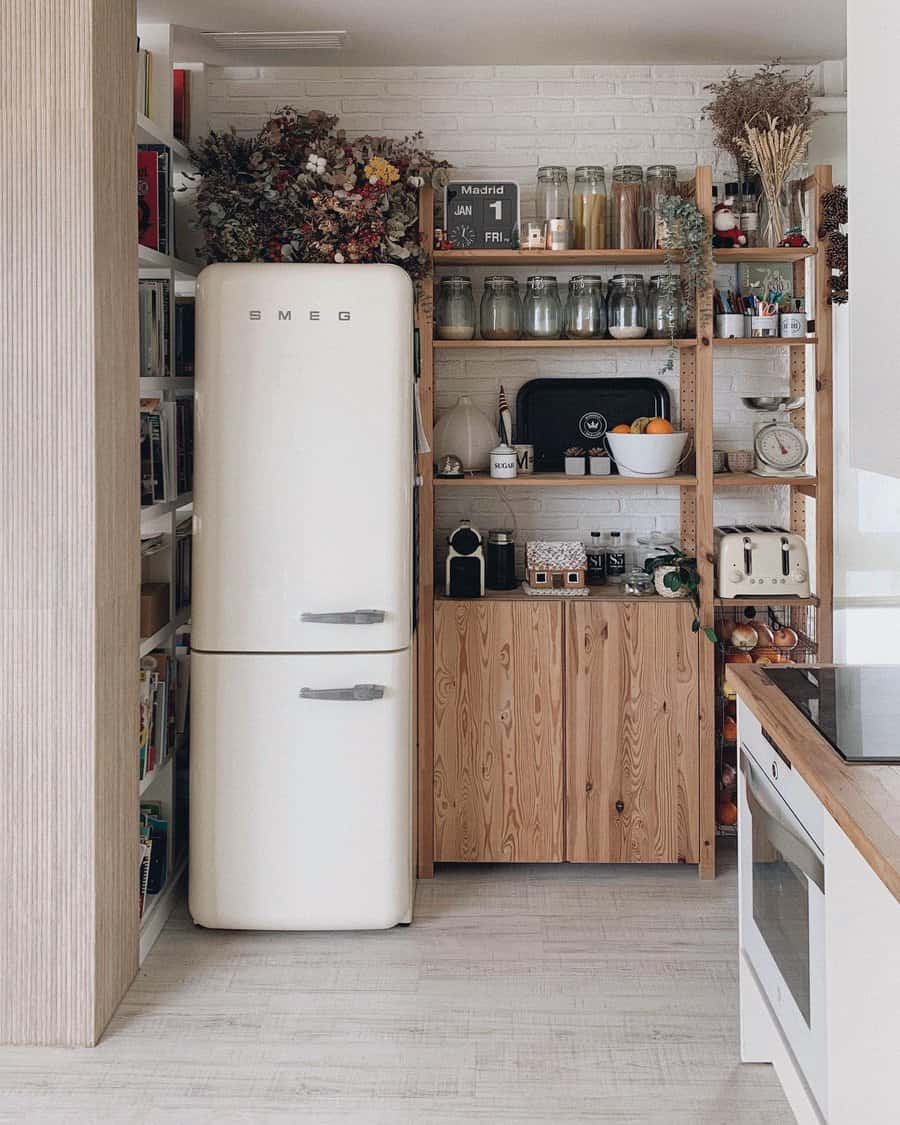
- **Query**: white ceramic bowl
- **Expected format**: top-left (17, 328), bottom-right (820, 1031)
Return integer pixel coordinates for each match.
top-left (605, 431), bottom-right (689, 478)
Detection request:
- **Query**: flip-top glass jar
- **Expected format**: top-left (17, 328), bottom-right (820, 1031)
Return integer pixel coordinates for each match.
top-left (644, 164), bottom-right (677, 248)
top-left (647, 274), bottom-right (686, 338)
top-left (572, 166), bottom-right (607, 249)
top-left (480, 276), bottom-right (520, 340)
top-left (522, 275), bottom-right (563, 339)
top-left (536, 166), bottom-right (570, 223)
top-left (436, 276), bottom-right (476, 340)
top-left (607, 273), bottom-right (647, 339)
top-left (610, 165), bottom-right (644, 250)
top-left (564, 276), bottom-right (606, 339)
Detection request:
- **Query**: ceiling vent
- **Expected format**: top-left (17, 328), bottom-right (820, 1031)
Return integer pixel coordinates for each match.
top-left (201, 30), bottom-right (348, 51)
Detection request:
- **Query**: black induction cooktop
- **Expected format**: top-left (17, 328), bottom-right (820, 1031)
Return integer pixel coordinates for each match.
top-left (764, 665), bottom-right (900, 764)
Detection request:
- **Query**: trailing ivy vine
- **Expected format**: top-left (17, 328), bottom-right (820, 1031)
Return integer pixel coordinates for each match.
top-left (658, 195), bottom-right (712, 370)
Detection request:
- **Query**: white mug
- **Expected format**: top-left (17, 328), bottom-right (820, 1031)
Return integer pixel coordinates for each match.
top-left (779, 312), bottom-right (805, 338)
top-left (513, 443), bottom-right (535, 474)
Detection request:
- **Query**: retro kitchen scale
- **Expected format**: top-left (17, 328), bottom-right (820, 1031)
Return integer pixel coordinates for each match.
top-left (740, 396), bottom-right (808, 477)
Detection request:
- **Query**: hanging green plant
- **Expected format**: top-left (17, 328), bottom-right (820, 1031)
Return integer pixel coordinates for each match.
top-left (657, 195), bottom-right (711, 370)
top-left (643, 549), bottom-right (717, 643)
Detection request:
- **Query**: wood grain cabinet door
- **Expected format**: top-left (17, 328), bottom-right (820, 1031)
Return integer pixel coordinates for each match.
top-left (433, 600), bottom-right (564, 862)
top-left (566, 602), bottom-right (700, 863)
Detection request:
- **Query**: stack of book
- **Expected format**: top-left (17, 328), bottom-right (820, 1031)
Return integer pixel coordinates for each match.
top-left (139, 279), bottom-right (170, 378)
top-left (136, 39), bottom-right (151, 118)
top-left (137, 144), bottom-right (171, 254)
top-left (174, 298), bottom-right (195, 375)
top-left (140, 398), bottom-right (170, 505)
top-left (139, 802), bottom-right (169, 912)
top-left (173, 68), bottom-right (191, 142)
top-left (175, 516), bottom-right (192, 611)
top-left (139, 651), bottom-right (176, 781)
top-left (175, 396), bottom-right (194, 495)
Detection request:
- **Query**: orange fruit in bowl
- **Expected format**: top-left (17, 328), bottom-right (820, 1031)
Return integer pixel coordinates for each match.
top-left (610, 424), bottom-right (631, 434)
top-left (645, 418), bottom-right (674, 435)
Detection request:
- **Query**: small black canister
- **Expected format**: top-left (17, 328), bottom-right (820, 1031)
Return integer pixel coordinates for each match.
top-left (486, 529), bottom-right (517, 590)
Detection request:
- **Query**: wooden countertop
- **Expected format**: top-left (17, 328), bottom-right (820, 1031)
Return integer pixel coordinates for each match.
top-left (727, 664), bottom-right (900, 903)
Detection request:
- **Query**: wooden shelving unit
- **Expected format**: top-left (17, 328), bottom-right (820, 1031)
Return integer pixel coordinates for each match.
top-left (415, 166), bottom-right (834, 881)
top-left (136, 20), bottom-right (195, 963)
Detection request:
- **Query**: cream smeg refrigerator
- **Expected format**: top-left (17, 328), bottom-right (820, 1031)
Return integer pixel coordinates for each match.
top-left (189, 264), bottom-right (415, 930)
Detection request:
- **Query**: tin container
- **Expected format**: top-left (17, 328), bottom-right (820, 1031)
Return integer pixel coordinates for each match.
top-left (544, 217), bottom-right (572, 251)
top-left (489, 443), bottom-right (517, 478)
top-left (779, 311), bottom-right (805, 338)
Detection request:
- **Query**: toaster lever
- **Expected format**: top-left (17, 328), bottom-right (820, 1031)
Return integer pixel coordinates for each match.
top-left (781, 536), bottom-right (790, 577)
top-left (742, 536), bottom-right (752, 576)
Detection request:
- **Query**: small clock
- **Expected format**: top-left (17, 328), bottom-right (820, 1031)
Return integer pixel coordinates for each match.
top-left (752, 421), bottom-right (809, 476)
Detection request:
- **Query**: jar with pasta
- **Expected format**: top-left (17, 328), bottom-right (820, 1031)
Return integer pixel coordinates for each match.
top-left (611, 165), bottom-right (644, 250)
top-left (572, 166), bottom-right (607, 249)
top-left (644, 164), bottom-right (677, 249)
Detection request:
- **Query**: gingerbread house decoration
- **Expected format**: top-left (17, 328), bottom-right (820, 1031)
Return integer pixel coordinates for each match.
top-left (525, 541), bottom-right (587, 590)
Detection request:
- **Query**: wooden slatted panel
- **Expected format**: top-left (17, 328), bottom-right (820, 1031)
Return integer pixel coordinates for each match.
top-left (565, 602), bottom-right (699, 863)
top-left (0, 0), bottom-right (138, 1045)
top-left (433, 601), bottom-right (564, 862)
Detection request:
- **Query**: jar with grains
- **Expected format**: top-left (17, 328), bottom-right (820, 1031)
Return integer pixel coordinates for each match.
top-left (644, 164), bottom-right (677, 249)
top-left (564, 276), bottom-right (606, 339)
top-left (647, 274), bottom-right (686, 339)
top-left (607, 273), bottom-right (647, 339)
top-left (536, 166), bottom-right (570, 223)
top-left (522, 275), bottom-right (563, 339)
top-left (572, 166), bottom-right (607, 249)
top-left (436, 276), bottom-right (476, 340)
top-left (480, 276), bottom-right (521, 340)
top-left (611, 165), bottom-right (644, 250)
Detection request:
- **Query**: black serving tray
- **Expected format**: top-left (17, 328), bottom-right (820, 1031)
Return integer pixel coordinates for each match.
top-left (515, 378), bottom-right (671, 473)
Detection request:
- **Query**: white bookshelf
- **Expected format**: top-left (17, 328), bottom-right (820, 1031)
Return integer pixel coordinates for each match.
top-left (137, 20), bottom-right (197, 964)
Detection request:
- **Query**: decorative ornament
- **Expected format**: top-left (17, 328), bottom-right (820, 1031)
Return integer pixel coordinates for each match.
top-left (819, 185), bottom-right (848, 304)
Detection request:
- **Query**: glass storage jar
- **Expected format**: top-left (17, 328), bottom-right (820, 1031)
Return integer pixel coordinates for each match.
top-left (564, 275), bottom-right (606, 339)
top-left (436, 276), bottom-right (476, 340)
top-left (607, 274), bottom-right (647, 339)
top-left (480, 276), bottom-right (520, 340)
top-left (647, 274), bottom-right (686, 339)
top-left (644, 164), bottom-right (677, 249)
top-left (536, 166), bottom-right (570, 224)
top-left (572, 166), bottom-right (607, 249)
top-left (522, 275), bottom-right (563, 339)
top-left (610, 165), bottom-right (644, 250)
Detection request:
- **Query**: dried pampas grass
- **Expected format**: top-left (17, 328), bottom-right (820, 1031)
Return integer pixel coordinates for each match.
top-left (737, 115), bottom-right (811, 246)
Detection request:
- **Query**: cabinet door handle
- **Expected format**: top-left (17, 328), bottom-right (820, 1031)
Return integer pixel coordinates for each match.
top-left (615, 799), bottom-right (625, 814)
top-left (301, 609), bottom-right (386, 625)
top-left (299, 684), bottom-right (385, 702)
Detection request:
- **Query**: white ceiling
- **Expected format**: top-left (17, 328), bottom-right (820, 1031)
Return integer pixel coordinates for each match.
top-left (139, 0), bottom-right (846, 67)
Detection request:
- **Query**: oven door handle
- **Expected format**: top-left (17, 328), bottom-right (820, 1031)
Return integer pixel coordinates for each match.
top-left (740, 750), bottom-right (825, 892)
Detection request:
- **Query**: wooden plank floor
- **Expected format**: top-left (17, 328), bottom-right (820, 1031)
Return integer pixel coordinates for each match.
top-left (0, 845), bottom-right (792, 1123)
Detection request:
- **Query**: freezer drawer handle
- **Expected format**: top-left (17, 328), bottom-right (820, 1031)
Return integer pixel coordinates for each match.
top-left (299, 684), bottom-right (385, 702)
top-left (301, 609), bottom-right (386, 625)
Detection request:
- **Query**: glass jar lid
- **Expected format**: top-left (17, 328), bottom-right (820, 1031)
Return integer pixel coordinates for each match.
top-left (646, 164), bottom-right (677, 179)
top-left (484, 275), bottom-right (517, 289)
top-left (441, 275), bottom-right (472, 288)
top-left (609, 272), bottom-right (645, 286)
top-left (537, 165), bottom-right (568, 181)
top-left (569, 274), bottom-right (604, 292)
top-left (526, 275), bottom-right (558, 288)
top-left (612, 164), bottom-right (643, 181)
top-left (489, 528), bottom-right (514, 543)
top-left (574, 165), bottom-right (605, 180)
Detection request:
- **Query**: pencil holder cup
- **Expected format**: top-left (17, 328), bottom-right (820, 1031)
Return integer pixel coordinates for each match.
top-left (715, 314), bottom-right (745, 339)
top-left (750, 314), bottom-right (779, 338)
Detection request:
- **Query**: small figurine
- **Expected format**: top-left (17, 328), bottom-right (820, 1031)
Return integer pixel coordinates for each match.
top-left (777, 227), bottom-right (810, 248)
top-left (712, 200), bottom-right (747, 248)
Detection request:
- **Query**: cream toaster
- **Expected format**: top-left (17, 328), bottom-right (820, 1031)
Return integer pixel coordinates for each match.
top-left (715, 525), bottom-right (810, 598)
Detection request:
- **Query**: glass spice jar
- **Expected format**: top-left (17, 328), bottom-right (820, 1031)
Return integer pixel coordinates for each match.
top-left (536, 166), bottom-right (570, 224)
top-left (480, 276), bottom-right (521, 340)
top-left (610, 165), bottom-right (644, 250)
top-left (644, 164), bottom-right (677, 249)
top-left (647, 274), bottom-right (686, 339)
top-left (572, 166), bottom-right (607, 249)
top-left (435, 276), bottom-right (476, 340)
top-left (522, 275), bottom-right (563, 339)
top-left (564, 275), bottom-right (606, 339)
top-left (607, 274), bottom-right (647, 339)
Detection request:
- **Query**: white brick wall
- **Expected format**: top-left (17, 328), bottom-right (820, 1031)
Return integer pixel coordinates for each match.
top-left (205, 63), bottom-right (789, 553)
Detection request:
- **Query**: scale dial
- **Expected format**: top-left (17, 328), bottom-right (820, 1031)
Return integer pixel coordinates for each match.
top-left (754, 422), bottom-right (809, 472)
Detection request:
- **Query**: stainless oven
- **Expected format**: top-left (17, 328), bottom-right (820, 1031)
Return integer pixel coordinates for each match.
top-left (737, 702), bottom-right (826, 1116)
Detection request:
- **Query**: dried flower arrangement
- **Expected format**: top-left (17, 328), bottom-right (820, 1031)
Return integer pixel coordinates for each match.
top-left (736, 115), bottom-right (811, 247)
top-left (702, 61), bottom-right (821, 182)
top-left (189, 106), bottom-right (448, 280)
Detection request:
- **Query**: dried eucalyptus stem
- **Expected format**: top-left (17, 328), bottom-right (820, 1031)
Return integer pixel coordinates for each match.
top-left (736, 114), bottom-right (810, 246)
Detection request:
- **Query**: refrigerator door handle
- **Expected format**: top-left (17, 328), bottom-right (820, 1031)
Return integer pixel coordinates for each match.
top-left (299, 684), bottom-right (386, 702)
top-left (300, 609), bottom-right (386, 625)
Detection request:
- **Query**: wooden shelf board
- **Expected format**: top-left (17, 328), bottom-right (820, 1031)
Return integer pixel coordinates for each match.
top-left (715, 595), bottom-right (820, 608)
top-left (713, 246), bottom-right (817, 263)
top-left (436, 587), bottom-right (681, 605)
top-left (139, 376), bottom-right (194, 392)
top-left (139, 606), bottom-right (191, 658)
top-left (713, 337), bottom-right (817, 347)
top-left (434, 248), bottom-right (676, 266)
top-left (139, 854), bottom-right (188, 965)
top-left (139, 751), bottom-right (173, 797)
top-left (714, 473), bottom-right (817, 490)
top-left (434, 337), bottom-right (695, 350)
top-left (138, 243), bottom-right (200, 280)
top-left (140, 492), bottom-right (193, 522)
top-left (435, 472), bottom-right (696, 488)
top-left (136, 113), bottom-right (190, 161)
